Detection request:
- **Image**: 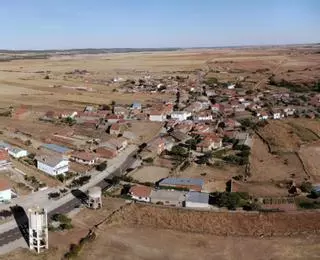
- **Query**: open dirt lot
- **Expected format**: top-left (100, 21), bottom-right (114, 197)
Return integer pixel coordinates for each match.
top-left (78, 227), bottom-right (320, 260)
top-left (250, 135), bottom-right (307, 183)
top-left (128, 121), bottom-right (163, 144)
top-left (298, 141), bottom-right (320, 182)
top-left (129, 166), bottom-right (170, 183)
top-left (256, 119), bottom-right (320, 154)
top-left (250, 118), bottom-right (320, 188)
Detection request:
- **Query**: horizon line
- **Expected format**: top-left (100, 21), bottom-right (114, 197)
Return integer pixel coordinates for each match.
top-left (1, 42), bottom-right (319, 52)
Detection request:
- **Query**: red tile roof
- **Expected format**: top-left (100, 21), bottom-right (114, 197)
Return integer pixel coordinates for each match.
top-left (0, 150), bottom-right (9, 161)
top-left (71, 151), bottom-right (96, 161)
top-left (129, 185), bottom-right (152, 198)
top-left (0, 179), bottom-right (10, 191)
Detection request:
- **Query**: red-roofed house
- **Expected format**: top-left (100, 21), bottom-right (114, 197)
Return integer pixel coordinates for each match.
top-left (211, 104), bottom-right (225, 113)
top-left (95, 147), bottom-right (117, 159)
top-left (109, 123), bottom-right (121, 135)
top-left (0, 179), bottom-right (11, 202)
top-left (129, 185), bottom-right (152, 202)
top-left (71, 151), bottom-right (97, 165)
top-left (196, 134), bottom-right (222, 152)
top-left (0, 150), bottom-right (11, 169)
top-left (106, 114), bottom-right (124, 123)
top-left (149, 110), bottom-right (166, 122)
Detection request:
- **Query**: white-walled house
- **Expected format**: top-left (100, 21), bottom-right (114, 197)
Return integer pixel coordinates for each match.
top-left (257, 111), bottom-right (269, 120)
top-left (0, 179), bottom-right (11, 202)
top-left (194, 112), bottom-right (213, 121)
top-left (272, 110), bottom-right (285, 120)
top-left (129, 185), bottom-right (152, 202)
top-left (8, 147), bottom-right (28, 158)
top-left (284, 107), bottom-right (295, 116)
top-left (171, 111), bottom-right (192, 121)
top-left (35, 155), bottom-right (69, 176)
top-left (149, 111), bottom-right (166, 122)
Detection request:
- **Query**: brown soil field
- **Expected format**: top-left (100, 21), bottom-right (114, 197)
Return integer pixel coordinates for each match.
top-left (250, 135), bottom-right (308, 183)
top-left (0, 47), bottom-right (319, 111)
top-left (298, 141), bottom-right (320, 182)
top-left (111, 203), bottom-right (320, 237)
top-left (78, 227), bottom-right (320, 260)
top-left (128, 121), bottom-right (163, 144)
top-left (256, 119), bottom-right (319, 153)
top-left (129, 166), bottom-right (170, 183)
top-left (5, 228), bottom-right (320, 260)
top-left (178, 163), bottom-right (240, 192)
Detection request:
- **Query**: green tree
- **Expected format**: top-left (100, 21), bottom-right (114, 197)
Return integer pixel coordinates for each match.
top-left (300, 181), bottom-right (312, 193)
top-left (171, 145), bottom-right (188, 157)
top-left (56, 174), bottom-right (65, 183)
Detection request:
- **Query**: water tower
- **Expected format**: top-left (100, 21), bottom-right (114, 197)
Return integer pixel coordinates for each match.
top-left (28, 207), bottom-right (49, 253)
top-left (87, 186), bottom-right (102, 209)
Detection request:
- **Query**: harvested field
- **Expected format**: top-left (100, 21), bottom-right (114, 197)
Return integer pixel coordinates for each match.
top-left (256, 119), bottom-right (320, 154)
top-left (298, 141), bottom-right (320, 182)
top-left (111, 203), bottom-right (320, 237)
top-left (78, 227), bottom-right (320, 260)
top-left (257, 121), bottom-right (302, 153)
top-left (129, 166), bottom-right (170, 183)
top-left (250, 135), bottom-right (307, 183)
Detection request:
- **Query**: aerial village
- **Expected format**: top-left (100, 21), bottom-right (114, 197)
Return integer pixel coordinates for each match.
top-left (1, 72), bottom-right (319, 219)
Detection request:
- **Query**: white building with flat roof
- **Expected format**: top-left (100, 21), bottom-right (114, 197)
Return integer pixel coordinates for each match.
top-left (35, 155), bottom-right (68, 176)
top-left (171, 111), bottom-right (192, 121)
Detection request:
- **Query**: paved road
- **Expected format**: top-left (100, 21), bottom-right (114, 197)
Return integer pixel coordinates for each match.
top-left (0, 149), bottom-right (137, 248)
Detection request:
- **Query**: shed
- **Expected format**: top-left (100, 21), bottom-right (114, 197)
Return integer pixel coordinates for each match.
top-left (185, 192), bottom-right (210, 208)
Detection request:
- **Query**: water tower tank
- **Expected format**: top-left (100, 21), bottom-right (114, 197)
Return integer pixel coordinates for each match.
top-left (87, 186), bottom-right (102, 209)
top-left (28, 206), bottom-right (49, 253)
top-left (88, 186), bottom-right (102, 198)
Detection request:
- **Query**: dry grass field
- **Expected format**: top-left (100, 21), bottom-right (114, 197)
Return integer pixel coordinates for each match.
top-left (0, 46), bottom-right (319, 110)
top-left (78, 227), bottom-right (320, 260)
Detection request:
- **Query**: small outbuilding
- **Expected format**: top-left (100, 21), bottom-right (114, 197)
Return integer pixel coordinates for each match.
top-left (185, 191), bottom-right (210, 209)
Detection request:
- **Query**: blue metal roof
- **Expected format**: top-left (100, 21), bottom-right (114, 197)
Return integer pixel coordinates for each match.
top-left (159, 178), bottom-right (204, 187)
top-left (186, 191), bottom-right (209, 203)
top-left (0, 141), bottom-right (11, 149)
top-left (312, 185), bottom-right (320, 193)
top-left (42, 143), bottom-right (72, 153)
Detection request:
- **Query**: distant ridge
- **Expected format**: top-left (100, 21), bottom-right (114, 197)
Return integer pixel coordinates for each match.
top-left (0, 42), bottom-right (319, 54)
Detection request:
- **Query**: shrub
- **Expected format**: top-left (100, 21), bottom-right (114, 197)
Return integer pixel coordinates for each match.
top-left (180, 161), bottom-right (190, 171)
top-left (96, 162), bottom-right (107, 171)
top-left (143, 157), bottom-right (154, 163)
top-left (56, 174), bottom-right (65, 183)
top-left (299, 201), bottom-right (320, 209)
top-left (52, 213), bottom-right (72, 224)
top-left (171, 145), bottom-right (188, 157)
top-left (48, 192), bottom-right (60, 199)
top-left (300, 181), bottom-right (313, 193)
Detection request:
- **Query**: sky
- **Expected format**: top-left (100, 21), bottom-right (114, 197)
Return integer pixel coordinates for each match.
top-left (0, 0), bottom-right (319, 49)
